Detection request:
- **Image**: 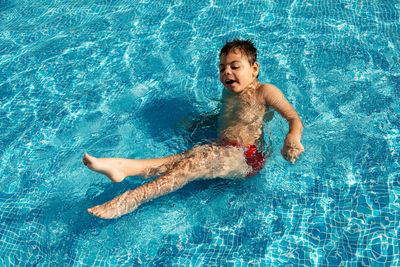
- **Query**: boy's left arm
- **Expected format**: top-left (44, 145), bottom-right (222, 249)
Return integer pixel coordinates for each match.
top-left (260, 84), bottom-right (304, 163)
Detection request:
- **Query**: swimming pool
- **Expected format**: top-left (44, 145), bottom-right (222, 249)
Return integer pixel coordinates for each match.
top-left (1, 0), bottom-right (399, 265)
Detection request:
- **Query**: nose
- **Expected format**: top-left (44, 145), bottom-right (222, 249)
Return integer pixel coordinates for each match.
top-left (224, 66), bottom-right (232, 75)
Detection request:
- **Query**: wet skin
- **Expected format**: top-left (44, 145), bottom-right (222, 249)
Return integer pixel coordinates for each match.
top-left (84, 50), bottom-right (304, 219)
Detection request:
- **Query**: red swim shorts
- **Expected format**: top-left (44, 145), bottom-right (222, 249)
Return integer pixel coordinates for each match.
top-left (219, 142), bottom-right (266, 177)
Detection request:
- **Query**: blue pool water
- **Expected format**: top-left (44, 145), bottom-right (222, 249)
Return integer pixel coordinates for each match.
top-left (1, 0), bottom-right (399, 265)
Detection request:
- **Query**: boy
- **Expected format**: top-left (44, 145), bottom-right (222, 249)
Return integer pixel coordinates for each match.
top-left (83, 39), bottom-right (304, 219)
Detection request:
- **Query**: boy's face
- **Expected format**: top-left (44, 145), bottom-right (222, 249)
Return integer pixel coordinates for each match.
top-left (219, 49), bottom-right (259, 94)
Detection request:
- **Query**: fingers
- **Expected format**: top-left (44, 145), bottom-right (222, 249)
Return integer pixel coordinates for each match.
top-left (281, 149), bottom-right (293, 163)
top-left (288, 152), bottom-right (299, 163)
top-left (281, 136), bottom-right (304, 163)
top-left (281, 147), bottom-right (303, 163)
top-left (281, 149), bottom-right (289, 161)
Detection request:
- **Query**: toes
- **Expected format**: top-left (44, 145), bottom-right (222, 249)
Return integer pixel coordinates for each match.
top-left (88, 207), bottom-right (102, 218)
top-left (83, 153), bottom-right (89, 165)
top-left (87, 206), bottom-right (114, 219)
top-left (83, 153), bottom-right (97, 168)
top-left (85, 153), bottom-right (94, 160)
top-left (87, 207), bottom-right (95, 215)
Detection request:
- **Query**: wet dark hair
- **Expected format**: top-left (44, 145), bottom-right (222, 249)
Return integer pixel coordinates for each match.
top-left (219, 39), bottom-right (257, 65)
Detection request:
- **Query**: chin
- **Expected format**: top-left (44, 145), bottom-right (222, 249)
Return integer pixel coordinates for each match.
top-left (226, 85), bottom-right (243, 93)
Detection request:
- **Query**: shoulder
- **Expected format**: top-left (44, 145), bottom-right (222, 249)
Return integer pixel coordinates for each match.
top-left (258, 83), bottom-right (281, 93)
top-left (256, 83), bottom-right (284, 105)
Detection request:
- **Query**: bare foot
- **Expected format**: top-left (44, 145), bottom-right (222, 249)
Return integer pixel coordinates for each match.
top-left (87, 203), bottom-right (121, 219)
top-left (87, 191), bottom-right (138, 219)
top-left (82, 153), bottom-right (126, 182)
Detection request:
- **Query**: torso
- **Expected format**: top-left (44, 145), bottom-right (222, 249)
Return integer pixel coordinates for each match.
top-left (217, 80), bottom-right (269, 145)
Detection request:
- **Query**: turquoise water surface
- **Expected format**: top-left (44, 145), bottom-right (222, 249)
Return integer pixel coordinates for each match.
top-left (1, 0), bottom-right (399, 265)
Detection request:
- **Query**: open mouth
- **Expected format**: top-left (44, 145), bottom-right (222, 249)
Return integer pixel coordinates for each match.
top-left (225, 80), bottom-right (236, 85)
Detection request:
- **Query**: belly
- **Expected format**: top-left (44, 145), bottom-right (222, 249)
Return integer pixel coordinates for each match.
top-left (218, 123), bottom-right (263, 145)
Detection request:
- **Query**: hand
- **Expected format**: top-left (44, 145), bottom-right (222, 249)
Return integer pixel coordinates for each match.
top-left (281, 133), bottom-right (304, 163)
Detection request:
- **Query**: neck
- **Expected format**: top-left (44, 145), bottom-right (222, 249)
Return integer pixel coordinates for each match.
top-left (237, 79), bottom-right (260, 101)
top-left (239, 79), bottom-right (260, 94)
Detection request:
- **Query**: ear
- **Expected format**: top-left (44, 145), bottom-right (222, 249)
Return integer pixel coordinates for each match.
top-left (252, 62), bottom-right (259, 78)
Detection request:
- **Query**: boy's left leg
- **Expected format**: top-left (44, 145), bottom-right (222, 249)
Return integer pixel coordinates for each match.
top-left (82, 153), bottom-right (178, 182)
top-left (87, 145), bottom-right (251, 219)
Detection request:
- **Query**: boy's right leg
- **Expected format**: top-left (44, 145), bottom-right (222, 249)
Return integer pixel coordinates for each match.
top-left (87, 145), bottom-right (251, 219)
top-left (82, 153), bottom-right (178, 182)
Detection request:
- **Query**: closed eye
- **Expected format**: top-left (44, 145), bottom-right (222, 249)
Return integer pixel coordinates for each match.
top-left (231, 63), bottom-right (241, 69)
